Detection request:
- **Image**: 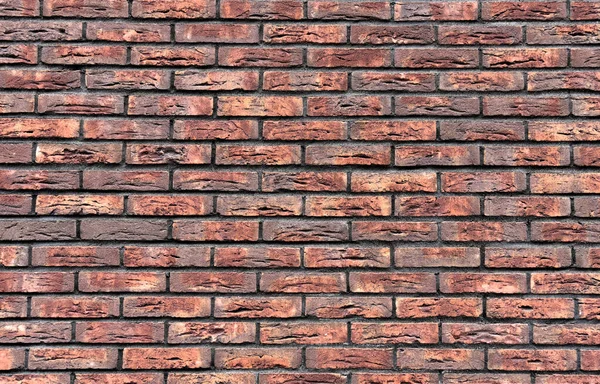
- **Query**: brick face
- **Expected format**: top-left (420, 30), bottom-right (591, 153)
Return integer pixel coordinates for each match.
top-left (0, 0), bottom-right (596, 381)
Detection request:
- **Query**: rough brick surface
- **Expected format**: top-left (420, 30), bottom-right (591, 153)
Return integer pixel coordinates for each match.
top-left (0, 0), bottom-right (598, 382)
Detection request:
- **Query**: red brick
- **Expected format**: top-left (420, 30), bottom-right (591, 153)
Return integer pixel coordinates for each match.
top-left (0, 144), bottom-right (32, 163)
top-left (485, 247), bottom-right (572, 269)
top-left (440, 121), bottom-right (525, 141)
top-left (124, 246), bottom-right (211, 267)
top-left (220, 0), bottom-right (303, 20)
top-left (572, 2), bottom-right (600, 20)
top-left (350, 120), bottom-right (436, 141)
top-left (395, 48), bottom-right (478, 68)
top-left (171, 373), bottom-right (255, 384)
top-left (261, 322), bottom-right (347, 344)
top-left (397, 348), bottom-right (484, 370)
top-left (440, 273), bottom-right (527, 294)
top-left (0, 195), bottom-right (31, 216)
top-left (173, 220), bottom-right (259, 241)
top-left (306, 297), bottom-right (392, 318)
top-left (308, 1), bottom-right (390, 20)
top-left (126, 144), bottom-right (211, 164)
top-left (0, 246), bottom-right (28, 266)
top-left (218, 195), bottom-right (302, 216)
top-left (0, 45), bottom-right (37, 64)
top-left (535, 324), bottom-right (600, 345)
top-left (76, 374), bottom-right (163, 384)
top-left (218, 96), bottom-right (302, 116)
top-left (0, 349), bottom-right (24, 370)
top-left (306, 144), bottom-right (390, 165)
top-left (31, 297), bottom-right (119, 318)
top-left (305, 246), bottom-right (390, 268)
top-left (351, 25), bottom-right (435, 45)
top-left (309, 96), bottom-right (392, 117)
top-left (354, 72), bottom-right (435, 92)
top-left (215, 348), bottom-right (301, 369)
top-left (396, 96), bottom-right (480, 116)
top-left (531, 173), bottom-right (600, 194)
top-left (171, 272), bottom-right (256, 293)
top-left (349, 272), bottom-right (436, 293)
top-left (488, 349), bottom-right (576, 371)
top-left (31, 246), bottom-right (119, 267)
top-left (131, 47), bottom-right (215, 66)
top-left (41, 46), bottom-right (126, 65)
top-left (80, 219), bottom-right (167, 241)
top-left (0, 0), bottom-right (38, 16)
top-left (306, 347), bottom-right (393, 369)
top-left (36, 143), bottom-right (122, 164)
top-left (532, 273), bottom-right (600, 294)
top-left (487, 298), bottom-right (575, 319)
top-left (123, 297), bottom-right (210, 318)
top-left (86, 69), bottom-right (170, 90)
top-left (87, 22), bottom-right (171, 42)
top-left (483, 48), bottom-right (567, 68)
top-left (395, 145), bottom-right (479, 166)
top-left (29, 348), bottom-right (118, 369)
top-left (395, 298), bottom-right (482, 319)
top-left (353, 374), bottom-right (437, 384)
top-left (353, 221), bottom-right (436, 242)
top-left (440, 72), bottom-right (524, 91)
top-left (174, 71), bottom-right (259, 91)
top-left (128, 95), bottom-right (212, 116)
top-left (352, 322), bottom-right (438, 344)
top-left (174, 120), bottom-right (258, 140)
top-left (484, 197), bottom-right (571, 217)
top-left (79, 272), bottom-right (166, 292)
top-left (438, 26), bottom-right (523, 45)
top-left (395, 2), bottom-right (478, 21)
top-left (174, 171), bottom-right (258, 191)
top-left (0, 297), bottom-right (27, 318)
top-left (84, 119), bottom-right (169, 140)
top-left (260, 272), bottom-right (346, 293)
top-left (123, 348), bottom-right (210, 369)
top-left (0, 21), bottom-right (82, 41)
top-left (43, 0), bottom-right (127, 17)
top-left (264, 71), bottom-right (348, 91)
top-left (83, 170), bottom-right (169, 191)
top-left (264, 24), bottom-right (346, 43)
top-left (176, 24), bottom-right (259, 43)
top-left (442, 171), bottom-right (526, 193)
top-left (442, 323), bottom-right (529, 344)
top-left (0, 374), bottom-right (69, 384)
top-left (169, 322), bottom-right (255, 344)
top-left (263, 172), bottom-right (346, 192)
top-left (441, 221), bottom-right (527, 242)
top-left (219, 47), bottom-right (302, 67)
top-left (0, 70), bottom-right (79, 90)
top-left (396, 196), bottom-right (480, 217)
top-left (128, 195), bottom-right (212, 216)
top-left (76, 321), bottom-right (164, 343)
top-left (262, 374), bottom-right (346, 384)
top-left (576, 247), bottom-right (600, 267)
top-left (443, 374), bottom-right (530, 384)
top-left (537, 376), bottom-right (600, 384)
top-left (308, 48), bottom-right (391, 67)
top-left (216, 144), bottom-right (301, 165)
top-left (484, 96), bottom-right (569, 116)
top-left (215, 247), bottom-right (300, 268)
top-left (215, 297), bottom-right (301, 318)
top-left (482, 1), bottom-right (566, 20)
top-left (395, 247), bottom-right (480, 267)
top-left (264, 121), bottom-right (345, 140)
top-left (0, 321), bottom-right (71, 342)
top-left (132, 0), bottom-right (216, 18)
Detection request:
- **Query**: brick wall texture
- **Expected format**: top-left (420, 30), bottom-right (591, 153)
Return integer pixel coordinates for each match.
top-left (3, 0), bottom-right (600, 383)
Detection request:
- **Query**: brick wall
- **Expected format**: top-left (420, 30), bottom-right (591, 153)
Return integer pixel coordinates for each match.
top-left (0, 0), bottom-right (599, 383)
